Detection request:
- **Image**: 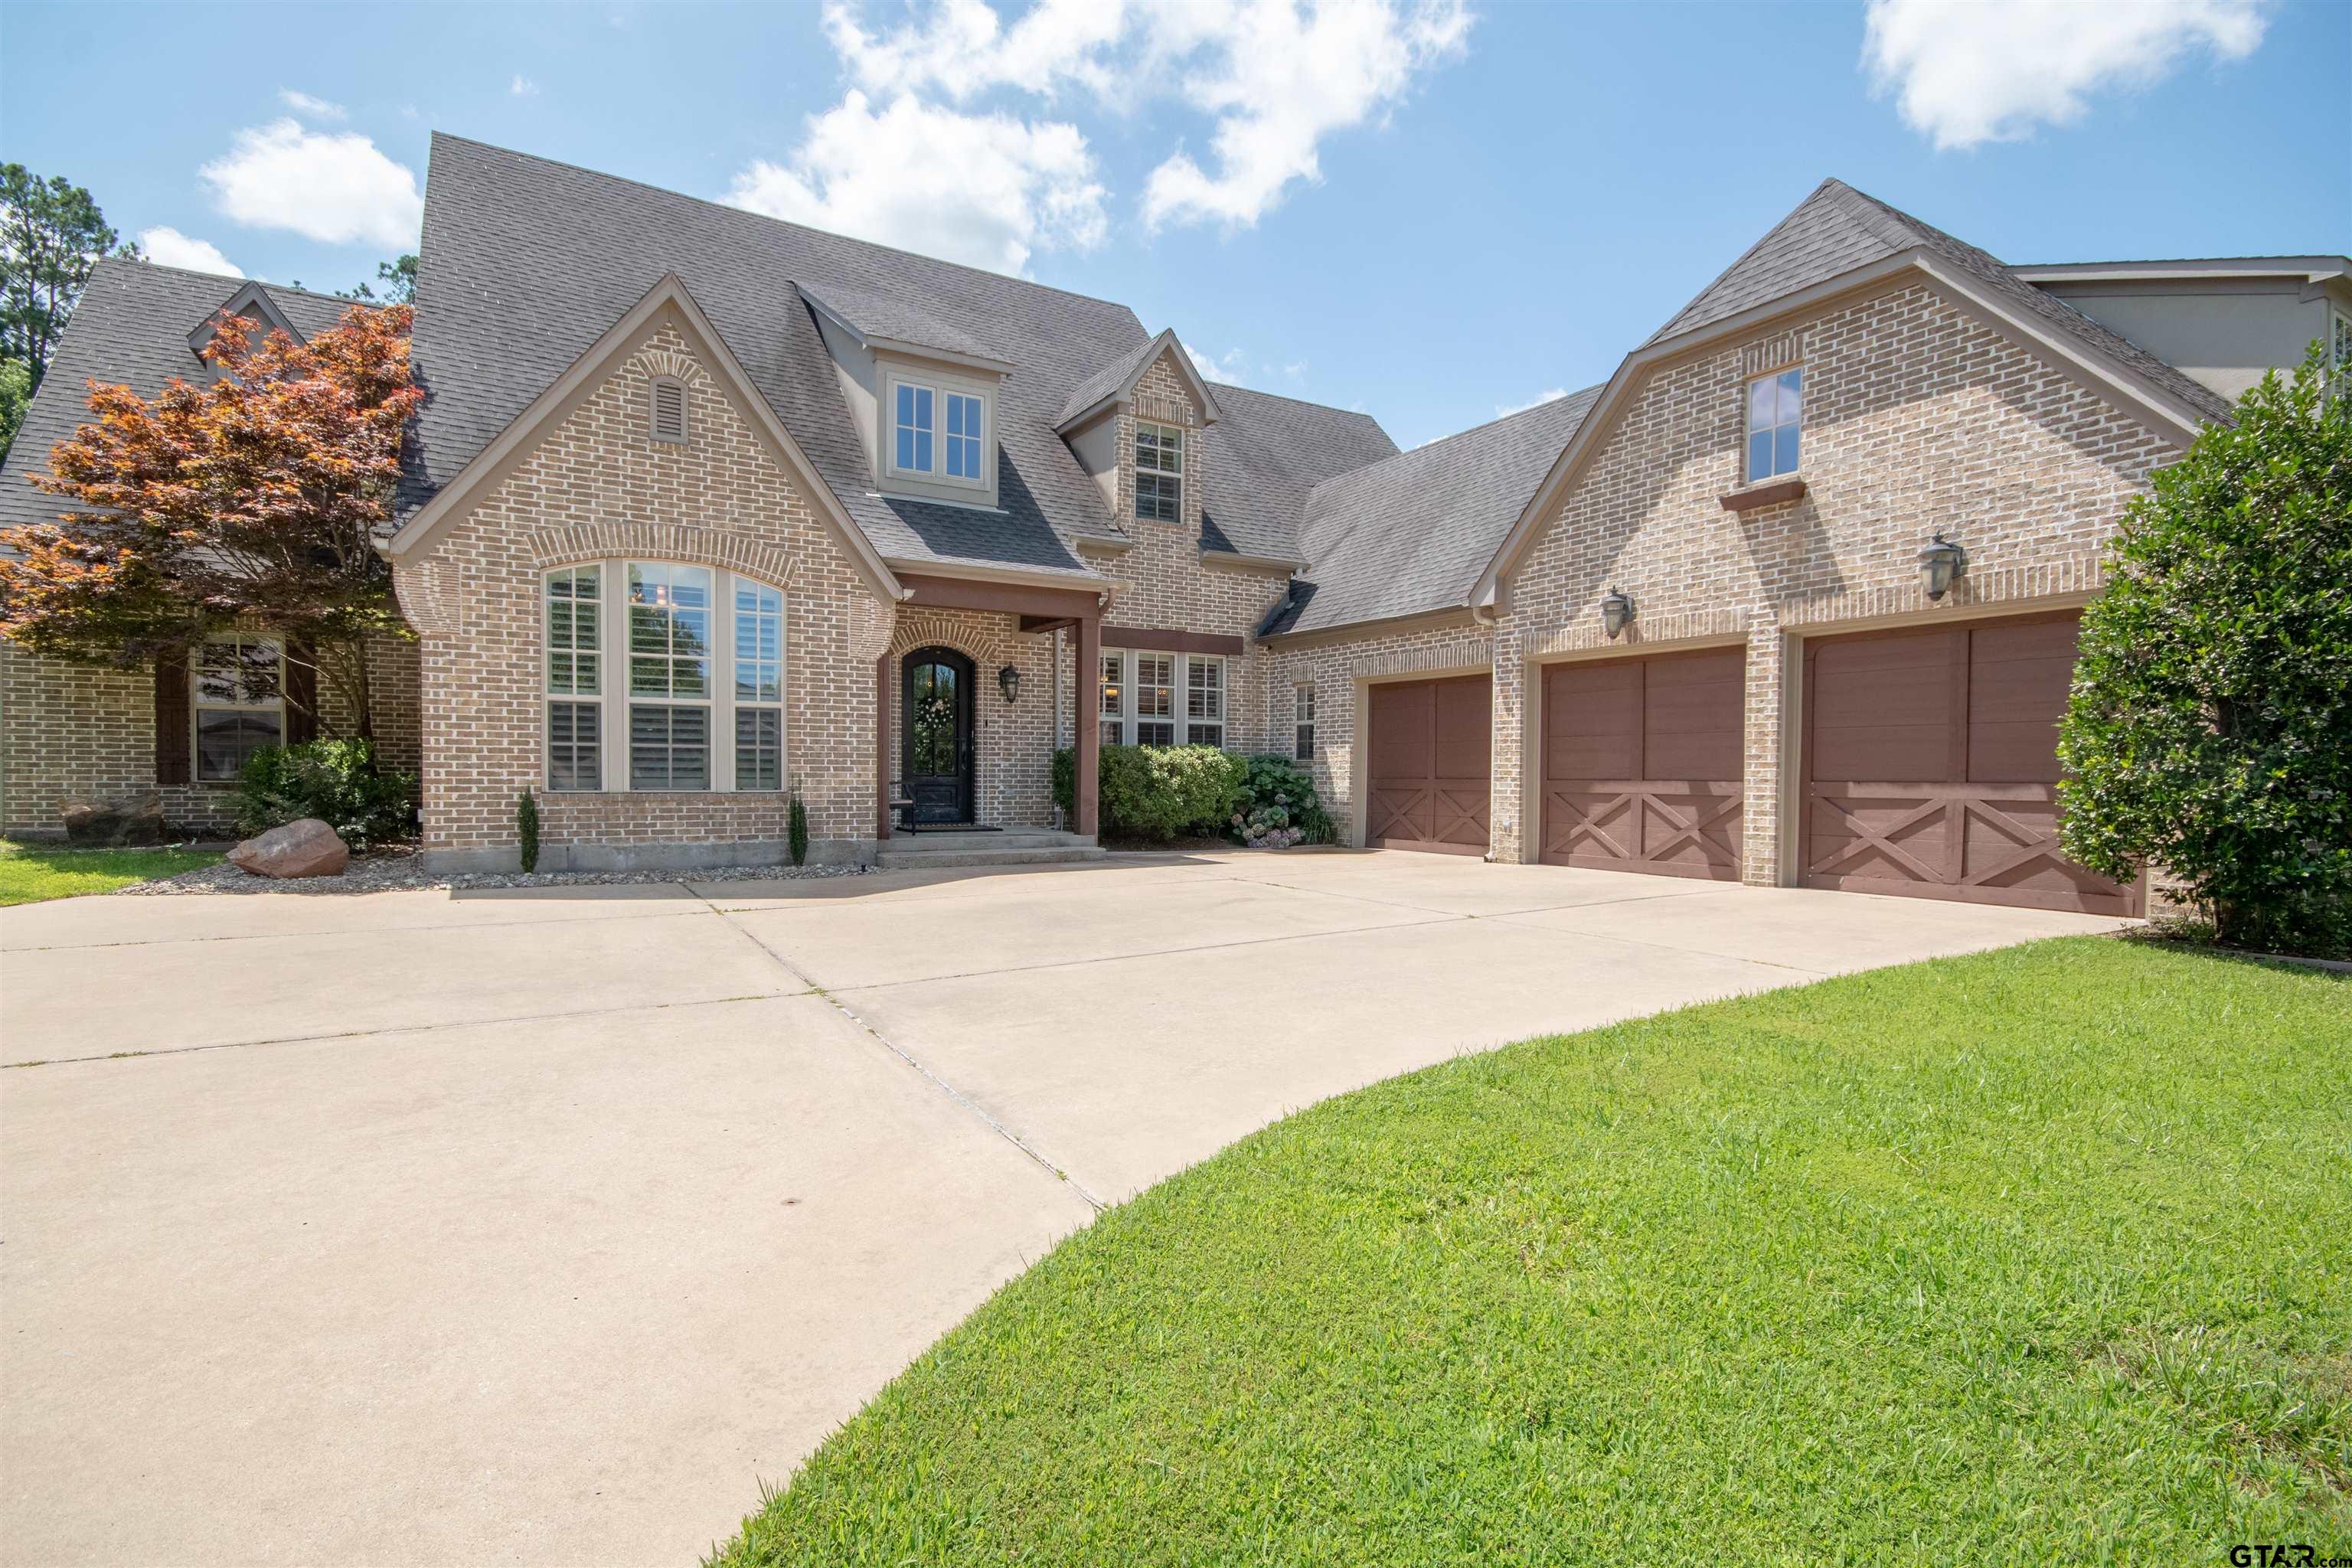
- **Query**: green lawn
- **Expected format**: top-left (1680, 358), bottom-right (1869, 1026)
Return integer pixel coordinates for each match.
top-left (0, 839), bottom-right (220, 906)
top-left (716, 938), bottom-right (2350, 1567)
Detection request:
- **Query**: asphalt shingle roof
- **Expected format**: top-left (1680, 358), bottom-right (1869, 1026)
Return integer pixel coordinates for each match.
top-left (1648, 178), bottom-right (2234, 425)
top-left (1264, 387), bottom-right (1602, 637)
top-left (403, 136), bottom-right (1396, 580)
top-left (1054, 336), bottom-right (1165, 428)
top-left (1, 259), bottom-right (355, 534)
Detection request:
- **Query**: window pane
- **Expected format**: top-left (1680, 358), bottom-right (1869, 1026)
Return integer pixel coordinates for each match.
top-left (549, 701), bottom-right (602, 792)
top-left (630, 704), bottom-right (709, 790)
top-left (627, 564), bottom-right (712, 697)
top-left (1748, 430), bottom-right (1774, 481)
top-left (1135, 720), bottom-right (1174, 747)
top-left (1136, 655), bottom-right (1172, 718)
top-left (1777, 367), bottom-right (1803, 424)
top-left (1136, 470), bottom-right (1180, 522)
top-left (547, 568), bottom-right (599, 695)
top-left (1098, 653), bottom-right (1122, 718)
top-left (1295, 724), bottom-right (1314, 763)
top-left (733, 580), bottom-right (784, 704)
top-left (195, 639), bottom-right (281, 705)
top-left (1774, 423), bottom-right (1799, 476)
top-left (734, 707), bottom-right (782, 792)
top-left (1099, 719), bottom-right (1122, 747)
top-left (195, 709), bottom-right (282, 781)
top-left (1747, 376), bottom-right (1776, 435)
top-left (1190, 723), bottom-right (1223, 750)
top-left (1187, 658), bottom-right (1223, 721)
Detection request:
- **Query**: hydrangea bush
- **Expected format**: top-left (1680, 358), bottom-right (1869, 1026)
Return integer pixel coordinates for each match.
top-left (1229, 755), bottom-right (1335, 849)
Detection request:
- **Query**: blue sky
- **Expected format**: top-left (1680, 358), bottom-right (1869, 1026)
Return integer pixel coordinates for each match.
top-left (3, 0), bottom-right (2345, 448)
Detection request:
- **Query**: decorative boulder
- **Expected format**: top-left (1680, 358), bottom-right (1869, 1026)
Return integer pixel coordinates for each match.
top-left (228, 818), bottom-right (349, 879)
top-left (60, 793), bottom-right (165, 847)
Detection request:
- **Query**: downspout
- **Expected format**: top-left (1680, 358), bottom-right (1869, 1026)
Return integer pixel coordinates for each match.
top-left (1470, 596), bottom-right (1499, 860)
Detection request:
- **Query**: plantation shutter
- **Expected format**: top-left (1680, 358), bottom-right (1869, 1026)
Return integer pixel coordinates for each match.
top-left (284, 639), bottom-right (318, 744)
top-left (153, 650), bottom-right (191, 786)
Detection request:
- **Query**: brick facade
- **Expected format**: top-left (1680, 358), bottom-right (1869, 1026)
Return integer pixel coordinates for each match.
top-left (1488, 278), bottom-right (2175, 877)
top-left (1, 634), bottom-right (420, 839)
top-left (391, 312), bottom-right (891, 871)
top-left (884, 607), bottom-right (1063, 830)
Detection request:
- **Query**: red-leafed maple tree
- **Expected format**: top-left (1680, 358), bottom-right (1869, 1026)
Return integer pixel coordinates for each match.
top-left (0, 301), bottom-right (420, 733)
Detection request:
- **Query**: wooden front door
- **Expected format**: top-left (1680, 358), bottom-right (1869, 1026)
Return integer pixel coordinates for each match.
top-left (1539, 647), bottom-right (1744, 880)
top-left (901, 647), bottom-right (975, 825)
top-left (1367, 675), bottom-right (1491, 854)
top-left (1800, 611), bottom-right (2138, 915)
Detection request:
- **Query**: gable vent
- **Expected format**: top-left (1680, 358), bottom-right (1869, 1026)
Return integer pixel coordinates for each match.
top-left (649, 377), bottom-right (688, 444)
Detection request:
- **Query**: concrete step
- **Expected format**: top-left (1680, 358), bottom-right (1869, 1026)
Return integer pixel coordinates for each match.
top-left (875, 844), bottom-right (1108, 871)
top-left (891, 830), bottom-right (1089, 850)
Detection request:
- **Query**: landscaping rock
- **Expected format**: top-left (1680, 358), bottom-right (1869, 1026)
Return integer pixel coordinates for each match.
top-left (60, 793), bottom-right (165, 847)
top-left (227, 818), bottom-right (349, 879)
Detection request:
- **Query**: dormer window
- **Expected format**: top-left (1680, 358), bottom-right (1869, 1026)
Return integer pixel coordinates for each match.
top-left (1745, 366), bottom-right (1802, 482)
top-left (1135, 421), bottom-right (1183, 522)
top-left (887, 374), bottom-right (990, 492)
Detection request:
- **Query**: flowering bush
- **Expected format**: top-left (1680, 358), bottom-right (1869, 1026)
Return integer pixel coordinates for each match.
top-left (1230, 754), bottom-right (1334, 849)
top-left (1051, 744), bottom-right (1245, 840)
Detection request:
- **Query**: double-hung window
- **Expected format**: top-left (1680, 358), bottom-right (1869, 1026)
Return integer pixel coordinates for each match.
top-left (889, 377), bottom-right (989, 490)
top-left (545, 566), bottom-right (603, 791)
top-left (1135, 422), bottom-right (1182, 522)
top-left (1744, 365), bottom-right (1802, 482)
top-left (1095, 649), bottom-right (1227, 750)
top-left (893, 384), bottom-right (934, 474)
top-left (732, 580), bottom-right (785, 791)
top-left (1294, 681), bottom-right (1315, 762)
top-left (628, 563), bottom-right (712, 790)
top-left (191, 636), bottom-right (284, 782)
top-left (944, 393), bottom-right (983, 479)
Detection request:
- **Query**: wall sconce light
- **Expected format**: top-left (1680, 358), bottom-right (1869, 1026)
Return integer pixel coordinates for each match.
top-left (1916, 534), bottom-right (1966, 601)
top-left (998, 664), bottom-right (1021, 704)
top-left (1600, 587), bottom-right (1635, 640)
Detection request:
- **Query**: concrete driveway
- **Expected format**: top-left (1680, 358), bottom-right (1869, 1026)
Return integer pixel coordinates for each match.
top-left (0, 851), bottom-right (2128, 1566)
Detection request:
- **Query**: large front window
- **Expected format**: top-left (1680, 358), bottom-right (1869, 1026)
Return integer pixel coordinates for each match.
top-left (544, 561), bottom-right (786, 792)
top-left (191, 636), bottom-right (284, 782)
top-left (1135, 422), bottom-right (1182, 522)
top-left (1096, 649), bottom-right (1227, 750)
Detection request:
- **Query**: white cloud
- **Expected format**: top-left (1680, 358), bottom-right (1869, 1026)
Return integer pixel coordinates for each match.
top-left (1185, 342), bottom-right (1249, 385)
top-left (277, 89), bottom-right (346, 119)
top-left (1494, 387), bottom-right (1566, 418)
top-left (200, 119), bottom-right (423, 248)
top-left (1863, 0), bottom-right (2269, 150)
top-left (510, 74), bottom-right (541, 96)
top-left (818, 0), bottom-right (1472, 232)
top-left (137, 227), bottom-right (243, 278)
top-left (725, 90), bottom-right (1106, 275)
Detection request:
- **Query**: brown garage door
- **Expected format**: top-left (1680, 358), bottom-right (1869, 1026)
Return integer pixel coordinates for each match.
top-left (1801, 610), bottom-right (2138, 915)
top-left (1367, 675), bottom-right (1491, 854)
top-left (1539, 647), bottom-right (1744, 880)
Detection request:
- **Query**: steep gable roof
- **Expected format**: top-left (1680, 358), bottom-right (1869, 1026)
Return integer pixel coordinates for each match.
top-left (1, 259), bottom-right (355, 534)
top-left (1054, 328), bottom-right (1223, 431)
top-left (1263, 387), bottom-right (1600, 637)
top-left (1198, 384), bottom-right (1396, 566)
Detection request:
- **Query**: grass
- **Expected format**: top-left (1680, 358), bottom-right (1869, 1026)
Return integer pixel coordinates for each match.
top-left (0, 838), bottom-right (220, 906)
top-left (715, 938), bottom-right (2351, 1566)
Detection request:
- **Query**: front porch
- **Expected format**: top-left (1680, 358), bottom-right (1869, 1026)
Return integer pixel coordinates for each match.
top-left (873, 569), bottom-right (1106, 861)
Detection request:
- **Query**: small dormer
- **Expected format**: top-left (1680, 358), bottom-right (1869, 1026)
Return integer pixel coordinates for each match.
top-left (188, 280), bottom-right (303, 367)
top-left (1054, 328), bottom-right (1223, 522)
top-left (800, 282), bottom-right (1014, 510)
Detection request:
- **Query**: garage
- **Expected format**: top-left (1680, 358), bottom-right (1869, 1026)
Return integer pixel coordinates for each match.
top-left (1538, 647), bottom-right (1744, 880)
top-left (1800, 610), bottom-right (2139, 915)
top-left (1366, 675), bottom-right (1491, 854)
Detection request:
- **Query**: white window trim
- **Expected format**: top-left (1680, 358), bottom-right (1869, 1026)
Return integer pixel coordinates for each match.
top-left (1096, 648), bottom-right (1227, 750)
top-left (2332, 310), bottom-right (2352, 371)
top-left (1743, 364), bottom-right (1803, 483)
top-left (541, 560), bottom-right (790, 794)
top-left (191, 635), bottom-right (286, 783)
top-left (1134, 420), bottom-right (1184, 523)
top-left (884, 371), bottom-right (990, 492)
top-left (1294, 680), bottom-right (1315, 763)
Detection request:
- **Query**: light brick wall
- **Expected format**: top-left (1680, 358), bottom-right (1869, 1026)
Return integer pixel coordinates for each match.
top-left (1493, 280), bottom-right (2175, 877)
top-left (391, 314), bottom-right (888, 868)
top-left (885, 607), bottom-right (1062, 829)
top-left (1, 633), bottom-right (419, 838)
top-left (1089, 348), bottom-right (1292, 756)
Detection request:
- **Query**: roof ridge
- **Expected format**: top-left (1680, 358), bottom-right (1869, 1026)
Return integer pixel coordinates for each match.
top-left (1207, 378), bottom-right (1384, 424)
top-left (429, 132), bottom-right (1141, 318)
top-left (100, 255), bottom-right (373, 312)
top-left (1305, 382), bottom-right (1602, 508)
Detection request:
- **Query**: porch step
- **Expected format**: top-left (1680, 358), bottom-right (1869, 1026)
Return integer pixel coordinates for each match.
top-left (875, 829), bottom-right (1106, 871)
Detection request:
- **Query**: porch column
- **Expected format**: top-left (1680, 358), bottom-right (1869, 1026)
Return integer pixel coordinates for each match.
top-left (874, 652), bottom-right (891, 842)
top-left (1074, 611), bottom-right (1099, 838)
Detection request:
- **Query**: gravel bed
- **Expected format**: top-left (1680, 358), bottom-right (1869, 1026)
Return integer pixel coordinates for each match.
top-left (115, 846), bottom-right (869, 897)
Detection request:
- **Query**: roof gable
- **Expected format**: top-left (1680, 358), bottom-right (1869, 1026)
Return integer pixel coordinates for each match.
top-left (1054, 328), bottom-right (1223, 432)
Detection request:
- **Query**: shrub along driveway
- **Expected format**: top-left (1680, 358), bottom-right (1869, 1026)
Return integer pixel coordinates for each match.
top-left (0, 851), bottom-right (2129, 1566)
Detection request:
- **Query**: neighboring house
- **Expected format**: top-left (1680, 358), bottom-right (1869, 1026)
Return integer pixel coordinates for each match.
top-left (2, 136), bottom-right (2344, 916)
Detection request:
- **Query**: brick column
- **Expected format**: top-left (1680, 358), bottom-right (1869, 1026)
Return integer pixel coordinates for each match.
top-left (1740, 620), bottom-right (1789, 887)
top-left (874, 653), bottom-right (891, 842)
top-left (1074, 612), bottom-right (1100, 838)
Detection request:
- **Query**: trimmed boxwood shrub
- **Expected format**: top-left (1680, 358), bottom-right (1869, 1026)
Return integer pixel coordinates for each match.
top-left (1052, 744), bottom-right (1246, 841)
top-left (1229, 753), bottom-right (1335, 848)
top-left (234, 737), bottom-right (416, 849)
top-left (2057, 345), bottom-right (2351, 959)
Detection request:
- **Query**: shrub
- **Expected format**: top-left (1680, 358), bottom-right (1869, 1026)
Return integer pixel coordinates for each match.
top-left (1052, 744), bottom-right (1246, 841)
top-left (234, 737), bottom-right (416, 849)
top-left (788, 787), bottom-right (809, 867)
top-left (517, 789), bottom-right (540, 873)
top-left (2057, 345), bottom-right (2352, 959)
top-left (1229, 753), bottom-right (1335, 848)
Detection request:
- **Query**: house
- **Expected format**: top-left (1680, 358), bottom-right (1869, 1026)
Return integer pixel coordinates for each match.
top-left (4, 135), bottom-right (2344, 915)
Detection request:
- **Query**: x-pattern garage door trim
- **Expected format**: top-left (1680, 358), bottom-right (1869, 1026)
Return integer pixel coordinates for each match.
top-left (1543, 782), bottom-right (1742, 874)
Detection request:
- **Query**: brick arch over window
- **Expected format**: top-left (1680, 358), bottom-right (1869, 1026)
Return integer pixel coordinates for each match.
top-left (886, 611), bottom-right (1007, 666)
top-left (626, 348), bottom-right (708, 387)
top-left (528, 522), bottom-right (802, 589)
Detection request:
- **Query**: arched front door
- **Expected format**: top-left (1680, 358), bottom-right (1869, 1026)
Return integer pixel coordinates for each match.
top-left (901, 646), bottom-right (975, 825)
